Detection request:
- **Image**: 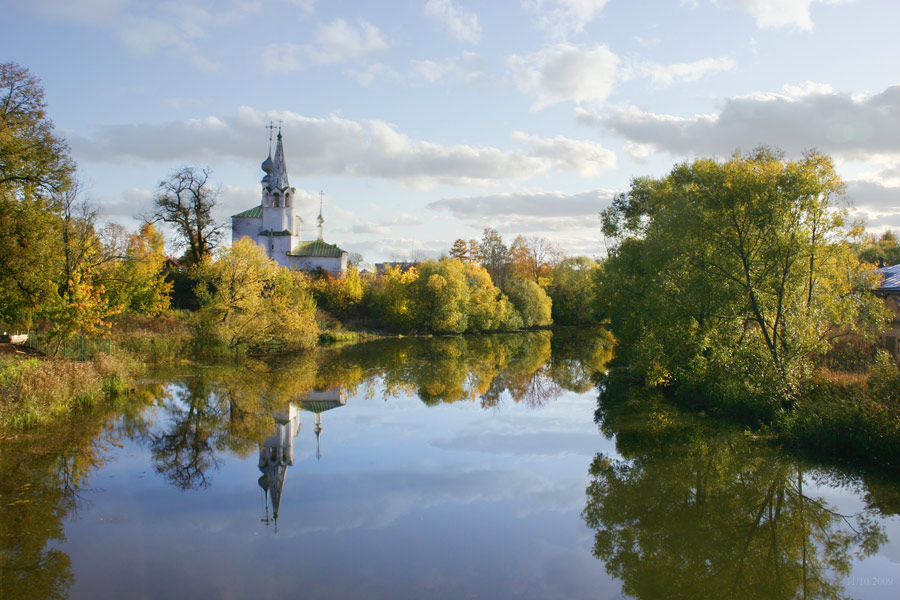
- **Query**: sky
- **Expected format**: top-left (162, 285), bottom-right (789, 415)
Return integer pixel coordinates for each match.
top-left (3, 0), bottom-right (900, 263)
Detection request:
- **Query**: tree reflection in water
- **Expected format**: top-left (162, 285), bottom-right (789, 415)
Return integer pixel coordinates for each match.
top-left (0, 414), bottom-right (122, 600)
top-left (583, 371), bottom-right (888, 600)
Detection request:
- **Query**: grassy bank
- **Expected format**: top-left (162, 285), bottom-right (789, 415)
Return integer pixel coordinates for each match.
top-left (0, 351), bottom-right (132, 431)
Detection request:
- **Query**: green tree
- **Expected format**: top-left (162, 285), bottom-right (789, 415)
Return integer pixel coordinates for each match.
top-left (598, 148), bottom-right (887, 410)
top-left (194, 239), bottom-right (318, 352)
top-left (366, 264), bottom-right (419, 330)
top-left (479, 227), bottom-right (508, 283)
top-left (857, 230), bottom-right (900, 266)
top-left (410, 259), bottom-right (471, 333)
top-left (584, 371), bottom-right (886, 600)
top-left (0, 63), bottom-right (74, 327)
top-left (502, 279), bottom-right (552, 328)
top-left (548, 256), bottom-right (601, 325)
top-left (149, 166), bottom-right (223, 266)
top-left (0, 62), bottom-right (74, 196)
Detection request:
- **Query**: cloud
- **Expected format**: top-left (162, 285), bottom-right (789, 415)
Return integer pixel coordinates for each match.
top-left (427, 188), bottom-right (617, 220)
top-left (424, 0), bottom-right (482, 43)
top-left (508, 43), bottom-right (620, 109)
top-left (262, 43), bottom-right (305, 72)
top-left (22, 0), bottom-right (258, 69)
top-left (691, 0), bottom-right (853, 32)
top-left (410, 52), bottom-right (487, 85)
top-left (263, 18), bottom-right (389, 72)
top-left (847, 179), bottom-right (900, 213)
top-left (387, 212), bottom-right (424, 226)
top-left (631, 56), bottom-right (735, 87)
top-left (580, 82), bottom-right (900, 160)
top-left (69, 108), bottom-right (612, 188)
top-left (513, 131), bottom-right (617, 174)
top-left (306, 17), bottom-right (389, 64)
top-left (524, 0), bottom-right (611, 39)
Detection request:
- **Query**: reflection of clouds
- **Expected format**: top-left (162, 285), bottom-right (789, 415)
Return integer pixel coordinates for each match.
top-left (431, 431), bottom-right (600, 457)
top-left (272, 467), bottom-right (556, 536)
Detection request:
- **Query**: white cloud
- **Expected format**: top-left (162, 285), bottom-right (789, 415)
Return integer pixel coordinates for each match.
top-left (22, 0), bottom-right (258, 69)
top-left (424, 0), bottom-right (482, 43)
top-left (782, 80), bottom-right (835, 98)
top-left (524, 0), bottom-right (611, 39)
top-left (67, 107), bottom-right (552, 189)
top-left (427, 188), bottom-right (617, 220)
top-left (411, 52), bottom-right (486, 85)
top-left (349, 63), bottom-right (402, 86)
top-left (262, 43), bottom-right (305, 72)
top-left (306, 17), bottom-right (389, 64)
top-left (582, 82), bottom-right (900, 160)
top-left (387, 212), bottom-right (424, 226)
top-left (513, 131), bottom-right (617, 174)
top-left (507, 43), bottom-right (620, 109)
top-left (632, 56), bottom-right (735, 87)
top-left (262, 18), bottom-right (389, 73)
top-left (694, 0), bottom-right (852, 31)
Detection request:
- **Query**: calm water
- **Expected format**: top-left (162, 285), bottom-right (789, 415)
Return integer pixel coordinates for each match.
top-left (2, 330), bottom-right (899, 599)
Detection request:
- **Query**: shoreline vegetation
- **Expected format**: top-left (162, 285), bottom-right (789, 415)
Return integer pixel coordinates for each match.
top-left (2, 61), bottom-right (900, 477)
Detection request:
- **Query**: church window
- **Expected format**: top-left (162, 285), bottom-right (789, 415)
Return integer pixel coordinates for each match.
top-left (274, 195), bottom-right (280, 207)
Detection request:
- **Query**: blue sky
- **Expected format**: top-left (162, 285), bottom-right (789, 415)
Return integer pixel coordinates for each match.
top-left (4, 0), bottom-right (900, 262)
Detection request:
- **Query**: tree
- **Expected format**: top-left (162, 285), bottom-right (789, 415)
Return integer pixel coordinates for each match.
top-left (0, 62), bottom-right (74, 196)
top-left (448, 238), bottom-right (480, 263)
top-left (549, 256), bottom-right (601, 325)
top-left (598, 148), bottom-right (887, 409)
top-left (0, 63), bottom-right (74, 326)
top-left (194, 239), bottom-right (318, 352)
top-left (857, 230), bottom-right (900, 266)
top-left (103, 223), bottom-right (172, 316)
top-left (507, 235), bottom-right (564, 285)
top-left (503, 279), bottom-right (552, 328)
top-left (479, 227), bottom-right (508, 283)
top-left (149, 166), bottom-right (223, 266)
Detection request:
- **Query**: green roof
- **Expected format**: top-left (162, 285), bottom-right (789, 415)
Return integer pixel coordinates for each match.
top-left (289, 240), bottom-right (345, 258)
top-left (300, 400), bottom-right (344, 414)
top-left (232, 205), bottom-right (262, 218)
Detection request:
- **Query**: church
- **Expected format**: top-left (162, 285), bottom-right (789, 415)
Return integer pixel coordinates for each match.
top-left (231, 129), bottom-right (348, 275)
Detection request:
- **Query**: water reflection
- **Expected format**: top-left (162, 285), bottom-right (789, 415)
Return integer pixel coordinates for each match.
top-left (0, 413), bottom-right (121, 600)
top-left (583, 371), bottom-right (893, 600)
top-left (258, 387), bottom-right (346, 530)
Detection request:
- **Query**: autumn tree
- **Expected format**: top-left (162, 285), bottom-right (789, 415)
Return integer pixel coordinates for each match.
top-left (597, 148), bottom-right (888, 411)
top-left (194, 239), bottom-right (318, 352)
top-left (149, 166), bottom-right (223, 266)
top-left (103, 223), bottom-right (172, 316)
top-left (507, 235), bottom-right (563, 285)
top-left (448, 238), bottom-right (480, 263)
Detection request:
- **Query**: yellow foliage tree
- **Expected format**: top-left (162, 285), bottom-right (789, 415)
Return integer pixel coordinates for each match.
top-left (194, 239), bottom-right (318, 353)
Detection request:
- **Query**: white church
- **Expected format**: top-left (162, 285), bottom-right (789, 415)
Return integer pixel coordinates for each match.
top-left (232, 129), bottom-right (348, 276)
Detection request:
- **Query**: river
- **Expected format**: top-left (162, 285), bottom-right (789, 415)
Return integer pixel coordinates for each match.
top-left (2, 329), bottom-right (898, 599)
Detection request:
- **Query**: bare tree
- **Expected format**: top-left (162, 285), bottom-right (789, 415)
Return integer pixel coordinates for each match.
top-left (148, 166), bottom-right (223, 266)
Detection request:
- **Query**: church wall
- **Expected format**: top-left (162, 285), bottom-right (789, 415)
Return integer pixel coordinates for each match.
top-left (232, 217), bottom-right (261, 243)
top-left (287, 254), bottom-right (347, 276)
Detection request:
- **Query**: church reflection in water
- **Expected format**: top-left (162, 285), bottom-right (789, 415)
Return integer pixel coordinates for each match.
top-left (258, 387), bottom-right (346, 529)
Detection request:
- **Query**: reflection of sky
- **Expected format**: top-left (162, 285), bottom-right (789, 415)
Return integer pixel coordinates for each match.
top-left (60, 380), bottom-right (623, 599)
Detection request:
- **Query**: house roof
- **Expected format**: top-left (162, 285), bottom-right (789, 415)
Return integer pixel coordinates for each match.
top-left (875, 264), bottom-right (900, 291)
top-left (289, 240), bottom-right (345, 258)
top-left (232, 205), bottom-right (262, 218)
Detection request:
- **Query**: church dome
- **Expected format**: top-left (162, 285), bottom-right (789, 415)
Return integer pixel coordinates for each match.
top-left (261, 154), bottom-right (274, 173)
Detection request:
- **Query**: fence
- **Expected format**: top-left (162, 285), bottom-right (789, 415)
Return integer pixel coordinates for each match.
top-left (26, 331), bottom-right (112, 361)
